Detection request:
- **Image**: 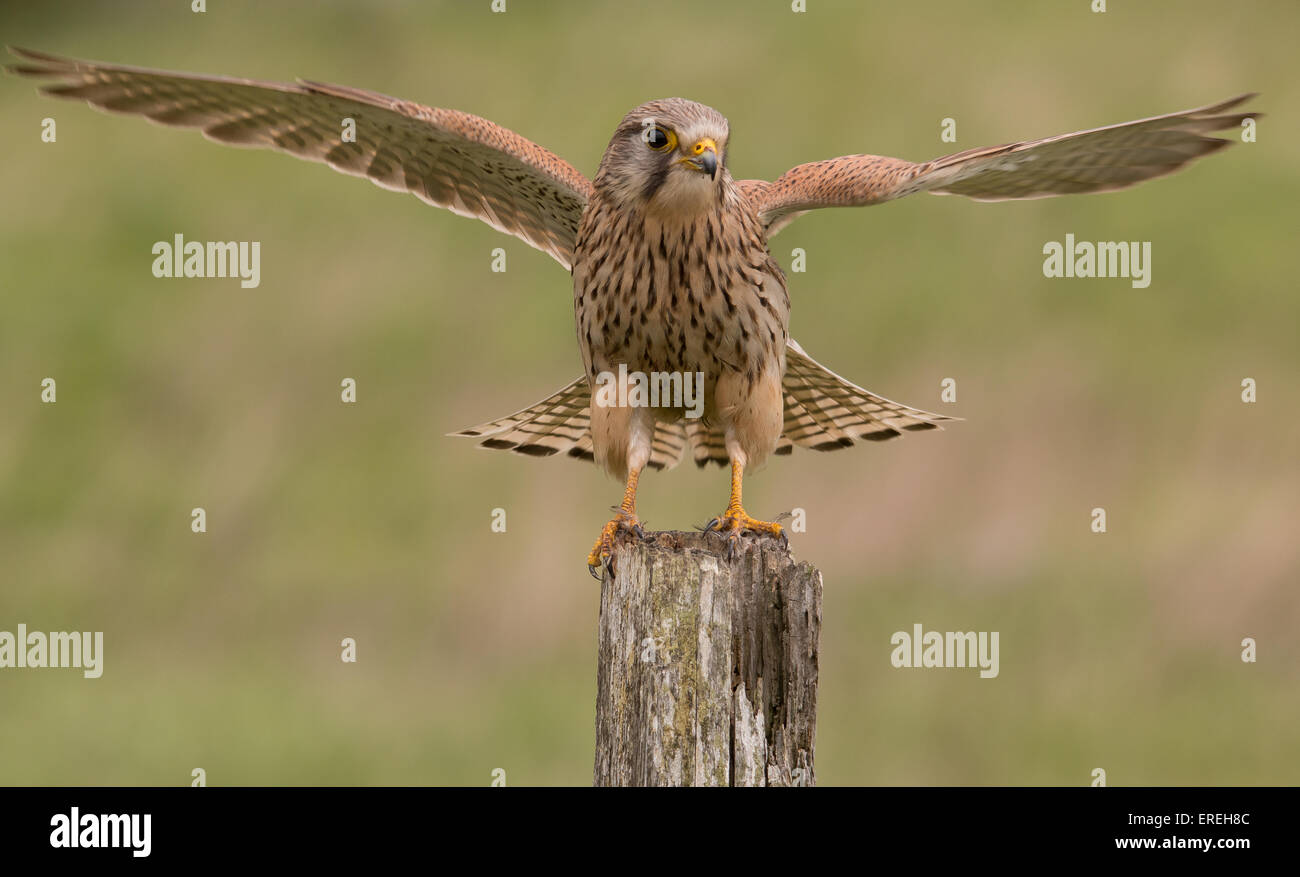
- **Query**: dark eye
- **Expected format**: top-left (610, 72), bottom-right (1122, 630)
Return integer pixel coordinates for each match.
top-left (645, 126), bottom-right (671, 151)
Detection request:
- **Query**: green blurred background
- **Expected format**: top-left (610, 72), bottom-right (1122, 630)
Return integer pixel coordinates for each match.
top-left (1, 0), bottom-right (1296, 785)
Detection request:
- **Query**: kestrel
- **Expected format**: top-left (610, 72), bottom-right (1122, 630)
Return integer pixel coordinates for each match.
top-left (9, 48), bottom-right (1259, 575)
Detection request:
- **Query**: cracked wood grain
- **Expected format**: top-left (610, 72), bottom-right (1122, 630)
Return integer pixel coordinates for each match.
top-left (594, 531), bottom-right (821, 787)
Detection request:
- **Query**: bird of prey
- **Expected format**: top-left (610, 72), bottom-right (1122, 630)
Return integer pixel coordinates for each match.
top-left (8, 48), bottom-right (1258, 575)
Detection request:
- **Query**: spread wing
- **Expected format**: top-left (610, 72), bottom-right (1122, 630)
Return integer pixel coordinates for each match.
top-left (742, 94), bottom-right (1259, 237)
top-left (7, 47), bottom-right (593, 268)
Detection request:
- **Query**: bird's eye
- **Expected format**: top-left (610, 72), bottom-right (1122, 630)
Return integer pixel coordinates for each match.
top-left (645, 126), bottom-right (673, 151)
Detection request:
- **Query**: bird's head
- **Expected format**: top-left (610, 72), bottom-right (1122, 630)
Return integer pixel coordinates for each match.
top-left (594, 98), bottom-right (730, 216)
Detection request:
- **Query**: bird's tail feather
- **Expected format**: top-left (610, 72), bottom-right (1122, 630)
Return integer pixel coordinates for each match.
top-left (776, 337), bottom-right (955, 450)
top-left (450, 376), bottom-right (687, 471)
top-left (452, 339), bottom-right (954, 468)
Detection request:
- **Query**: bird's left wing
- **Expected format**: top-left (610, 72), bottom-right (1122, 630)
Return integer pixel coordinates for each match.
top-left (741, 94), bottom-right (1259, 237)
top-left (7, 47), bottom-right (593, 268)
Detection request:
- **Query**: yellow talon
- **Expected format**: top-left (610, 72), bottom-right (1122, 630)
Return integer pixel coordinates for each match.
top-left (706, 459), bottom-right (787, 554)
top-left (708, 508), bottom-right (784, 540)
top-left (587, 465), bottom-right (643, 579)
top-left (586, 511), bottom-right (640, 578)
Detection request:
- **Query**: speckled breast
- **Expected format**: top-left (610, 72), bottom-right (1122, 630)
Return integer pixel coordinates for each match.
top-left (572, 185), bottom-right (790, 397)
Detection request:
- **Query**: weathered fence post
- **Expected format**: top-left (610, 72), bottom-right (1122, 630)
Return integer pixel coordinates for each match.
top-left (593, 531), bottom-right (822, 786)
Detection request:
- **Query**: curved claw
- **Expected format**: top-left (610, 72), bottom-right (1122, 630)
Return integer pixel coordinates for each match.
top-left (708, 507), bottom-right (785, 557)
top-left (586, 511), bottom-right (641, 580)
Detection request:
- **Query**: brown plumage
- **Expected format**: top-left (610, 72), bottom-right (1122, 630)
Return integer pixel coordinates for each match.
top-left (7, 48), bottom-right (1259, 573)
top-left (574, 100), bottom-right (791, 478)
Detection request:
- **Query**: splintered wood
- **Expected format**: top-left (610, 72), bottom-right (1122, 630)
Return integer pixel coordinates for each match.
top-left (594, 531), bottom-right (821, 787)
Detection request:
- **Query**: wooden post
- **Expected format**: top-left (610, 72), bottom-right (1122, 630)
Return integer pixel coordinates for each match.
top-left (593, 531), bottom-right (822, 787)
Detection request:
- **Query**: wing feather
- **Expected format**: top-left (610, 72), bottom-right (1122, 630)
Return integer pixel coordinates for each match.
top-left (749, 94), bottom-right (1259, 236)
top-left (7, 47), bottom-right (592, 268)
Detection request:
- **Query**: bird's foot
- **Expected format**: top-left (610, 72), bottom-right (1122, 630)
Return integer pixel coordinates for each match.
top-left (587, 511), bottom-right (643, 580)
top-left (704, 507), bottom-right (787, 559)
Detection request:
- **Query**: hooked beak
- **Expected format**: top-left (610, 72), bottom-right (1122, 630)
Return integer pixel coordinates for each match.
top-left (680, 137), bottom-right (719, 180)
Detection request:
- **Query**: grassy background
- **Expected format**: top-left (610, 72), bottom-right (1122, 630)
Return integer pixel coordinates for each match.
top-left (1, 0), bottom-right (1296, 785)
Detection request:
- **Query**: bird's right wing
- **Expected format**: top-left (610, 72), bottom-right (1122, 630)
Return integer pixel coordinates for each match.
top-left (7, 47), bottom-right (593, 268)
top-left (743, 94), bottom-right (1259, 238)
